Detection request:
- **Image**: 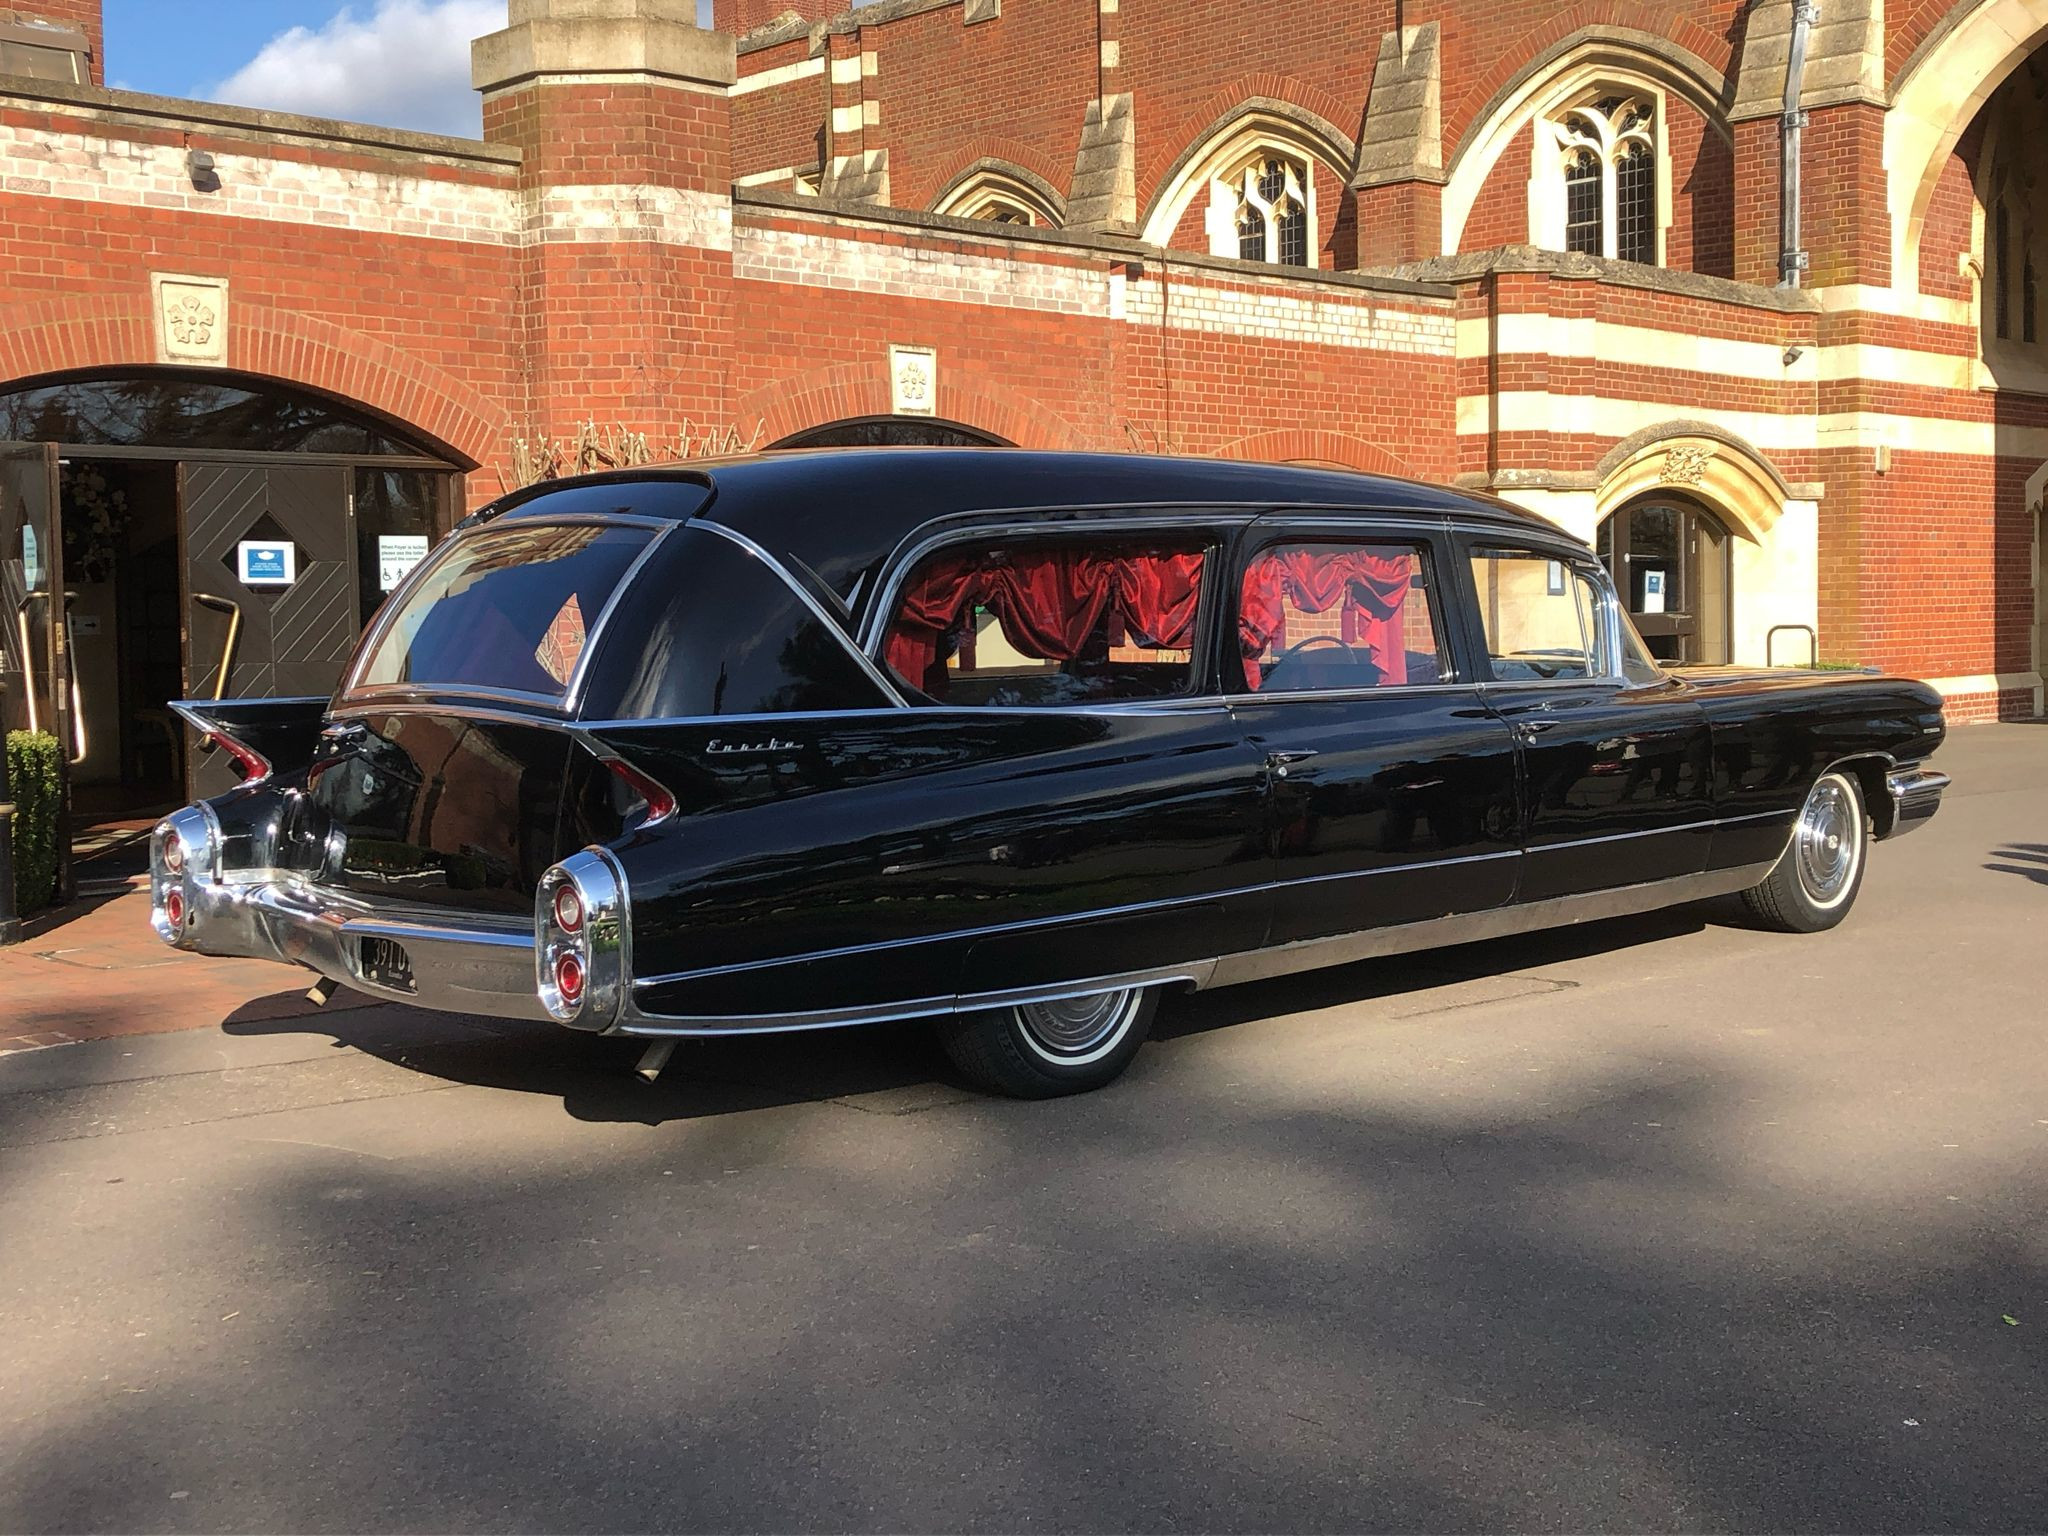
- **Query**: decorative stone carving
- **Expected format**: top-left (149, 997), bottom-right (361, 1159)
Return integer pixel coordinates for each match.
top-left (1660, 443), bottom-right (1715, 486)
top-left (890, 344), bottom-right (937, 416)
top-left (151, 273), bottom-right (229, 365)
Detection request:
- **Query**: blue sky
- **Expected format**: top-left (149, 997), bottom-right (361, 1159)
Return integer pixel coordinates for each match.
top-left (102, 1), bottom-right (721, 136)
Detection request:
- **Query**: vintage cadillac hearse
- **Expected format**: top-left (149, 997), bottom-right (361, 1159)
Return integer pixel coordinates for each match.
top-left (152, 451), bottom-right (1949, 1096)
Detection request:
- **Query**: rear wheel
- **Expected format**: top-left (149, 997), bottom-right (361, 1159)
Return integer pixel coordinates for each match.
top-left (1741, 769), bottom-right (1869, 933)
top-left (937, 987), bottom-right (1159, 1098)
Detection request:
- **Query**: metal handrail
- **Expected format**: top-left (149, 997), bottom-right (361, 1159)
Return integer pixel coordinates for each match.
top-left (1766, 623), bottom-right (1818, 669)
top-left (191, 592), bottom-right (243, 702)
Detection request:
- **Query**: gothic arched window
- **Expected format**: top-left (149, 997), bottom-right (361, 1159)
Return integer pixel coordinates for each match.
top-left (1221, 154), bottom-right (1312, 268)
top-left (1547, 94), bottom-right (1660, 265)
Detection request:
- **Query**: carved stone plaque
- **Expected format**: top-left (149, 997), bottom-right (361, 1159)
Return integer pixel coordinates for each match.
top-left (890, 344), bottom-right (937, 416)
top-left (152, 273), bottom-right (229, 366)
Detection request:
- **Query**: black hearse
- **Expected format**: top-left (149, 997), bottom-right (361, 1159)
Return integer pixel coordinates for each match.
top-left (152, 451), bottom-right (1948, 1096)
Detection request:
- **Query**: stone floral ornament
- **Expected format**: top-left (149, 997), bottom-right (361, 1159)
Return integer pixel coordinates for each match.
top-left (1659, 443), bottom-right (1716, 486)
top-left (165, 293), bottom-right (217, 350)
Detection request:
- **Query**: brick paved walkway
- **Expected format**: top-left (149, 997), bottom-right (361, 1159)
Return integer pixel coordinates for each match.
top-left (0, 888), bottom-right (374, 1054)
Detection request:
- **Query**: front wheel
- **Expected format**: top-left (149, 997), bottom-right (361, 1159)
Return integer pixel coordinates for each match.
top-left (1741, 769), bottom-right (1869, 933)
top-left (937, 987), bottom-right (1159, 1098)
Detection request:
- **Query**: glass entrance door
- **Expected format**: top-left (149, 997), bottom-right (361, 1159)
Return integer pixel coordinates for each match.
top-left (1597, 498), bottom-right (1731, 665)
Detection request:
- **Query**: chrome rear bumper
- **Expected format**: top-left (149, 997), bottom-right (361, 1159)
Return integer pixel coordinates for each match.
top-left (149, 805), bottom-right (549, 1022)
top-left (1883, 765), bottom-right (1950, 840)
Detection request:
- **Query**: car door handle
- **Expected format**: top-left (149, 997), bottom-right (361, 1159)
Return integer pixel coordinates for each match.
top-left (1517, 719), bottom-right (1559, 736)
top-left (1265, 748), bottom-right (1319, 778)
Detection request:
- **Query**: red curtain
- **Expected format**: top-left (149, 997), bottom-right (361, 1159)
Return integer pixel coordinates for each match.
top-left (884, 547), bottom-right (1206, 696)
top-left (1239, 547), bottom-right (1414, 688)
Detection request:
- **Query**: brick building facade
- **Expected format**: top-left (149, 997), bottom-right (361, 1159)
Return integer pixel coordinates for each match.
top-left (0, 0), bottom-right (2044, 836)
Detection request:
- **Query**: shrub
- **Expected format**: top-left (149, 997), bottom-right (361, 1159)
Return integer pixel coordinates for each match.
top-left (6, 729), bottom-right (61, 915)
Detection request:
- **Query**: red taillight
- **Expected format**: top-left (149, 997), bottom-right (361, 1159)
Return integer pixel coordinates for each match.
top-left (165, 889), bottom-right (185, 928)
top-left (603, 757), bottom-right (676, 826)
top-left (555, 952), bottom-right (585, 1005)
top-left (553, 884), bottom-right (584, 934)
top-left (162, 832), bottom-right (184, 875)
top-left (205, 730), bottom-right (272, 784)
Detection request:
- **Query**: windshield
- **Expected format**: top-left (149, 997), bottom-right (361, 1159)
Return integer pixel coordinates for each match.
top-left (353, 521), bottom-right (656, 700)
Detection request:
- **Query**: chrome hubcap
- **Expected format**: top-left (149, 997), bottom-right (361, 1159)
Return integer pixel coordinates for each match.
top-left (1796, 777), bottom-right (1858, 901)
top-left (1016, 990), bottom-right (1137, 1058)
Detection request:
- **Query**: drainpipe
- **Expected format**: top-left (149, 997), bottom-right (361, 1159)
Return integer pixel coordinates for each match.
top-left (1779, 0), bottom-right (1819, 287)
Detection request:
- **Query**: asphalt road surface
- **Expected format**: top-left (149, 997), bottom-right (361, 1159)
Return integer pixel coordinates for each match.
top-left (4, 725), bottom-right (2045, 1533)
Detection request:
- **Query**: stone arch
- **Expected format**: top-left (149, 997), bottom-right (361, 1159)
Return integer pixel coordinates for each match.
top-left (735, 360), bottom-right (1090, 452)
top-left (1442, 26), bottom-right (1731, 255)
top-left (1137, 87), bottom-right (1359, 249)
top-left (1889, 0), bottom-right (2048, 297)
top-left (1216, 429), bottom-right (1416, 478)
top-left (930, 158), bottom-right (1068, 227)
top-left (0, 290), bottom-right (501, 468)
top-left (1593, 421), bottom-right (1790, 541)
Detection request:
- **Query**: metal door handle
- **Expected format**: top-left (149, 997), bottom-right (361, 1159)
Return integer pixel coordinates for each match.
top-left (191, 593), bottom-right (243, 702)
top-left (1266, 748), bottom-right (1319, 779)
top-left (1518, 719), bottom-right (1559, 736)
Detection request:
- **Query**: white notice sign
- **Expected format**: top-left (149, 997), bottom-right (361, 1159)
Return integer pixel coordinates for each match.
top-left (1642, 568), bottom-right (1667, 615)
top-left (21, 525), bottom-right (41, 590)
top-left (378, 534), bottom-right (430, 592)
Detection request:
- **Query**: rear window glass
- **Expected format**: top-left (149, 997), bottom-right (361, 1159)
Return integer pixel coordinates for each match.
top-left (883, 537), bottom-right (1210, 706)
top-left (355, 522), bottom-right (655, 699)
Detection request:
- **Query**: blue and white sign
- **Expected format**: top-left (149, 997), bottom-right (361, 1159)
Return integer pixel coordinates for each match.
top-left (21, 525), bottom-right (41, 590)
top-left (237, 540), bottom-right (296, 587)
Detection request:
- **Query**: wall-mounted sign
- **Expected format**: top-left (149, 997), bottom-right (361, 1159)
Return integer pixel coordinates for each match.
top-left (1642, 568), bottom-right (1667, 615)
top-left (21, 525), bottom-right (40, 590)
top-left (72, 613), bottom-right (101, 637)
top-left (1546, 560), bottom-right (1565, 596)
top-left (377, 534), bottom-right (430, 592)
top-left (238, 540), bottom-right (297, 587)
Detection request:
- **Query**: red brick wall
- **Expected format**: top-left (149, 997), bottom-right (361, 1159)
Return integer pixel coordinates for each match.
top-left (733, 39), bottom-right (822, 182)
top-left (1802, 103), bottom-right (1890, 288)
top-left (860, 1), bottom-right (1094, 214)
top-left (1919, 135), bottom-right (1980, 306)
top-left (1669, 101), bottom-right (1733, 278)
top-left (1, 0), bottom-right (101, 82)
top-left (1461, 124), bottom-right (1529, 251)
top-left (716, 0), bottom-right (846, 38)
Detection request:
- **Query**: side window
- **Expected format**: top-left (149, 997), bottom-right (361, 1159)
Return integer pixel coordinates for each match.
top-left (1237, 539), bottom-right (1448, 693)
top-left (882, 535), bottom-right (1210, 706)
top-left (581, 526), bottom-right (895, 719)
top-left (1468, 548), bottom-right (1613, 681)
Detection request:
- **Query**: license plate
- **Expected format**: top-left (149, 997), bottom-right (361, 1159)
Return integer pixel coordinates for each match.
top-left (359, 936), bottom-right (415, 993)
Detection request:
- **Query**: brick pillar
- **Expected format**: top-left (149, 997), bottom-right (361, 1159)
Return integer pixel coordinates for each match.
top-left (816, 25), bottom-right (887, 201)
top-left (474, 0), bottom-right (738, 451)
top-left (1, 1), bottom-right (103, 83)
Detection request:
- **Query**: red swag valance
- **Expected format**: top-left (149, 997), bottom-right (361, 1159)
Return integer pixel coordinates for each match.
top-left (1240, 547), bottom-right (1414, 688)
top-left (885, 547), bottom-right (1206, 695)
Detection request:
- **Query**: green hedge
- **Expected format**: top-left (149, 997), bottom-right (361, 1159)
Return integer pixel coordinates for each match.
top-left (6, 729), bottom-right (61, 915)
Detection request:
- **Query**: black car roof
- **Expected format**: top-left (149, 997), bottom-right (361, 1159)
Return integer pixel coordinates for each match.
top-left (485, 448), bottom-right (1570, 600)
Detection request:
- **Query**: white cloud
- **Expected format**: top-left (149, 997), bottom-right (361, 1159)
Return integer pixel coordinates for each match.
top-left (211, 0), bottom-right (508, 138)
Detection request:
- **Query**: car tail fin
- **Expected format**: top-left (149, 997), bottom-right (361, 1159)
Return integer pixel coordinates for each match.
top-left (167, 696), bottom-right (328, 786)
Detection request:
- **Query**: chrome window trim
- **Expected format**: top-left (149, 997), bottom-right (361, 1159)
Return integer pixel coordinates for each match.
top-left (1463, 539), bottom-right (1628, 685)
top-left (1228, 523), bottom-right (1462, 693)
top-left (337, 515), bottom-right (677, 715)
top-left (689, 520), bottom-right (912, 709)
top-left (858, 511), bottom-right (1254, 656)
